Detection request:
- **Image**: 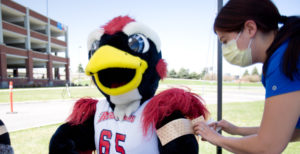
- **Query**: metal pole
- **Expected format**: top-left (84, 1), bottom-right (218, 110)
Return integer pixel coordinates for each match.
top-left (217, 0), bottom-right (223, 154)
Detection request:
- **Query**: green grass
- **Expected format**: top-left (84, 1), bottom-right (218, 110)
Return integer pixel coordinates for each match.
top-left (0, 87), bottom-right (103, 103)
top-left (10, 123), bottom-right (60, 154)
top-left (9, 101), bottom-right (299, 154)
top-left (0, 78), bottom-right (261, 103)
top-left (74, 78), bottom-right (263, 87)
top-left (160, 78), bottom-right (263, 87)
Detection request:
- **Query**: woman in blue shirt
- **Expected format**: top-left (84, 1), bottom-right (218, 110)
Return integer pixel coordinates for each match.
top-left (193, 0), bottom-right (300, 153)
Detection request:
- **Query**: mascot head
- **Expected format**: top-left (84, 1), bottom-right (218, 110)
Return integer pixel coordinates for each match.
top-left (85, 16), bottom-right (167, 120)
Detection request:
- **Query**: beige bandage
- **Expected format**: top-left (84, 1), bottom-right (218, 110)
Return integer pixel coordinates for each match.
top-left (156, 116), bottom-right (205, 146)
top-left (0, 125), bottom-right (8, 136)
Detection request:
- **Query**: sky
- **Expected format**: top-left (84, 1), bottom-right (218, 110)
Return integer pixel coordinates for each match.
top-left (13, 0), bottom-right (300, 76)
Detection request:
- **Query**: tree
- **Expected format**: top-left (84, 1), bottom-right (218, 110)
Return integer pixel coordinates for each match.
top-left (189, 72), bottom-right (200, 79)
top-left (167, 69), bottom-right (178, 78)
top-left (251, 67), bottom-right (259, 75)
top-left (177, 68), bottom-right (189, 79)
top-left (200, 67), bottom-right (208, 79)
top-left (78, 63), bottom-right (84, 73)
top-left (243, 69), bottom-right (249, 76)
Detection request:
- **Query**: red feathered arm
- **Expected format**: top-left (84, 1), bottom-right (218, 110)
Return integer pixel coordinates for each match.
top-left (67, 98), bottom-right (98, 125)
top-left (142, 88), bottom-right (209, 135)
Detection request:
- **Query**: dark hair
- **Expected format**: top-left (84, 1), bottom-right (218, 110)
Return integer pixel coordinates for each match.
top-left (264, 16), bottom-right (300, 80)
top-left (214, 0), bottom-right (300, 80)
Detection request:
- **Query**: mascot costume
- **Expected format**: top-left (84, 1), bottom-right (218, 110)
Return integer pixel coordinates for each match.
top-left (49, 16), bottom-right (209, 154)
top-left (0, 120), bottom-right (14, 154)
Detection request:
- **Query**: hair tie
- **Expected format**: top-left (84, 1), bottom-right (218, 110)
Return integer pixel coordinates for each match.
top-left (279, 15), bottom-right (288, 24)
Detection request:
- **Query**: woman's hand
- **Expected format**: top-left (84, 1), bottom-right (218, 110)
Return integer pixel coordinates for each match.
top-left (211, 120), bottom-right (259, 136)
top-left (212, 120), bottom-right (239, 135)
top-left (193, 121), bottom-right (223, 145)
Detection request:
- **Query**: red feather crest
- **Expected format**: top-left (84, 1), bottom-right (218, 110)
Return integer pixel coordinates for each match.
top-left (102, 15), bottom-right (135, 35)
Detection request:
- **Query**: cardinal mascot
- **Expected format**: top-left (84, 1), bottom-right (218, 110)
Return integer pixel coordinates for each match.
top-left (49, 16), bottom-right (209, 154)
top-left (0, 120), bottom-right (14, 154)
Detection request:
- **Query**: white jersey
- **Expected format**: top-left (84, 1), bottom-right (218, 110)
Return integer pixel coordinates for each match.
top-left (94, 99), bottom-right (159, 154)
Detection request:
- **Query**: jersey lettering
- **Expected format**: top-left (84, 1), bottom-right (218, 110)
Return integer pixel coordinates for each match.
top-left (97, 112), bottom-right (136, 123)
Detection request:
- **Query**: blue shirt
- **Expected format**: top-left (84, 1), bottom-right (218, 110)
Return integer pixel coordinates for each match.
top-left (262, 40), bottom-right (300, 129)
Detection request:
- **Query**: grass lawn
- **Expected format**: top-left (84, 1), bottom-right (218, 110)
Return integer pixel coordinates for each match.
top-left (75, 78), bottom-right (263, 87)
top-left (0, 78), bottom-right (262, 103)
top-left (160, 78), bottom-right (263, 87)
top-left (10, 101), bottom-right (299, 154)
top-left (10, 123), bottom-right (60, 154)
top-left (0, 87), bottom-right (103, 103)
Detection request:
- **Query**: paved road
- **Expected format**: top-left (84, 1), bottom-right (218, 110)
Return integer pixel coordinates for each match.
top-left (0, 100), bottom-right (76, 132)
top-left (0, 85), bottom-right (265, 132)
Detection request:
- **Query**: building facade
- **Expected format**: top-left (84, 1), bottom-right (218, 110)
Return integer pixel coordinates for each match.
top-left (0, 0), bottom-right (69, 88)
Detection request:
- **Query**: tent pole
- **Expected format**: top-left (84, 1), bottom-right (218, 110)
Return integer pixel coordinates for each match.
top-left (217, 0), bottom-right (223, 154)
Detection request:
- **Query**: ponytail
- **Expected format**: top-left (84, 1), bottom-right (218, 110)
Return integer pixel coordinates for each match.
top-left (278, 15), bottom-right (288, 24)
top-left (263, 16), bottom-right (300, 80)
